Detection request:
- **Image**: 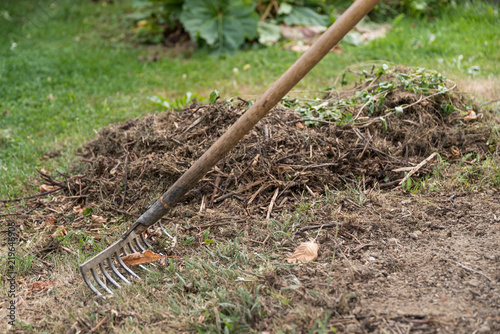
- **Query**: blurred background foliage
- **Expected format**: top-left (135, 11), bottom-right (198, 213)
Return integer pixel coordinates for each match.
top-left (127, 0), bottom-right (473, 53)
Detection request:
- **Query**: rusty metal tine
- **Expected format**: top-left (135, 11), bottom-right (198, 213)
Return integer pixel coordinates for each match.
top-left (140, 234), bottom-right (152, 248)
top-left (99, 262), bottom-right (121, 289)
top-left (115, 252), bottom-right (140, 279)
top-left (81, 269), bottom-right (102, 297)
top-left (107, 257), bottom-right (130, 284)
top-left (91, 268), bottom-right (113, 295)
top-left (158, 222), bottom-right (174, 240)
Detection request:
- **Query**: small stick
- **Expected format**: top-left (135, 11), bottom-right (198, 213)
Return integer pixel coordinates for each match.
top-left (399, 152), bottom-right (437, 185)
top-left (120, 148), bottom-right (130, 209)
top-left (89, 316), bottom-right (108, 333)
top-left (0, 187), bottom-right (62, 203)
top-left (304, 184), bottom-right (316, 197)
top-left (61, 246), bottom-right (78, 256)
top-left (213, 192), bottom-right (244, 204)
top-left (288, 119), bottom-right (337, 125)
top-left (199, 195), bottom-right (206, 213)
top-left (454, 261), bottom-right (492, 281)
top-left (247, 184), bottom-right (267, 205)
top-left (180, 116), bottom-right (204, 135)
top-left (298, 223), bottom-right (341, 232)
top-left (210, 175), bottom-right (221, 205)
top-left (266, 188), bottom-right (280, 219)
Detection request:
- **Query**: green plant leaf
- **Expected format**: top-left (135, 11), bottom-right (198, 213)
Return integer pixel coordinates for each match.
top-left (282, 6), bottom-right (329, 27)
top-left (257, 21), bottom-right (281, 45)
top-left (209, 90), bottom-right (220, 104)
top-left (180, 0), bottom-right (258, 54)
top-left (83, 207), bottom-right (93, 216)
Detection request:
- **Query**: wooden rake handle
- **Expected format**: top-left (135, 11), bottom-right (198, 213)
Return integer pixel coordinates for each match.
top-left (126, 0), bottom-right (381, 236)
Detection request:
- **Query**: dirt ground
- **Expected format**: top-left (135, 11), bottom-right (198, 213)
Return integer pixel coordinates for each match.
top-left (300, 190), bottom-right (500, 333)
top-left (1, 68), bottom-right (499, 333)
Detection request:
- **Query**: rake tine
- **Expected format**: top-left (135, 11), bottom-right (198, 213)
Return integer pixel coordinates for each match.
top-left (159, 222), bottom-right (174, 240)
top-left (91, 268), bottom-right (113, 295)
top-left (81, 269), bottom-right (102, 297)
top-left (115, 252), bottom-right (140, 279)
top-left (99, 262), bottom-right (121, 289)
top-left (134, 237), bottom-right (146, 251)
top-left (139, 233), bottom-right (165, 257)
top-left (107, 257), bottom-right (130, 284)
top-left (128, 242), bottom-right (138, 253)
top-left (140, 234), bottom-right (153, 248)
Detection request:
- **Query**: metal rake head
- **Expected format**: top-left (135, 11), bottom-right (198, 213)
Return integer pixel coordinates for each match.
top-left (80, 222), bottom-right (172, 297)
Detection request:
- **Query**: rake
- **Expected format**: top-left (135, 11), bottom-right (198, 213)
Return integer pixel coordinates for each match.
top-left (80, 0), bottom-right (381, 296)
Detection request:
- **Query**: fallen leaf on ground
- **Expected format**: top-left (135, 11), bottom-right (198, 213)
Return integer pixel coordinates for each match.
top-left (44, 216), bottom-right (56, 225)
top-left (92, 215), bottom-right (107, 224)
top-left (121, 250), bottom-right (162, 267)
top-left (52, 226), bottom-right (68, 238)
top-left (287, 240), bottom-right (319, 263)
top-left (40, 185), bottom-right (59, 193)
top-left (464, 110), bottom-right (477, 121)
top-left (295, 122), bottom-right (305, 129)
top-left (28, 280), bottom-right (56, 293)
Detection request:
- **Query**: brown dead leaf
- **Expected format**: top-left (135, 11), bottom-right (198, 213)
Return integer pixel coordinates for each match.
top-left (92, 215), bottom-right (107, 224)
top-left (295, 122), bottom-right (305, 129)
top-left (52, 226), bottom-right (68, 238)
top-left (121, 250), bottom-right (162, 267)
top-left (464, 110), bottom-right (477, 121)
top-left (451, 147), bottom-right (461, 159)
top-left (287, 240), bottom-right (319, 263)
top-left (28, 280), bottom-right (56, 293)
top-left (40, 184), bottom-right (59, 193)
top-left (44, 216), bottom-right (56, 226)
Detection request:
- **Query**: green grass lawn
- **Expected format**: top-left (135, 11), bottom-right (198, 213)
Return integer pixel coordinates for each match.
top-left (0, 0), bottom-right (499, 198)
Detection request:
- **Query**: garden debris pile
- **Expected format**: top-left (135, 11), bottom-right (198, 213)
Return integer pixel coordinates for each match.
top-left (43, 67), bottom-right (495, 220)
